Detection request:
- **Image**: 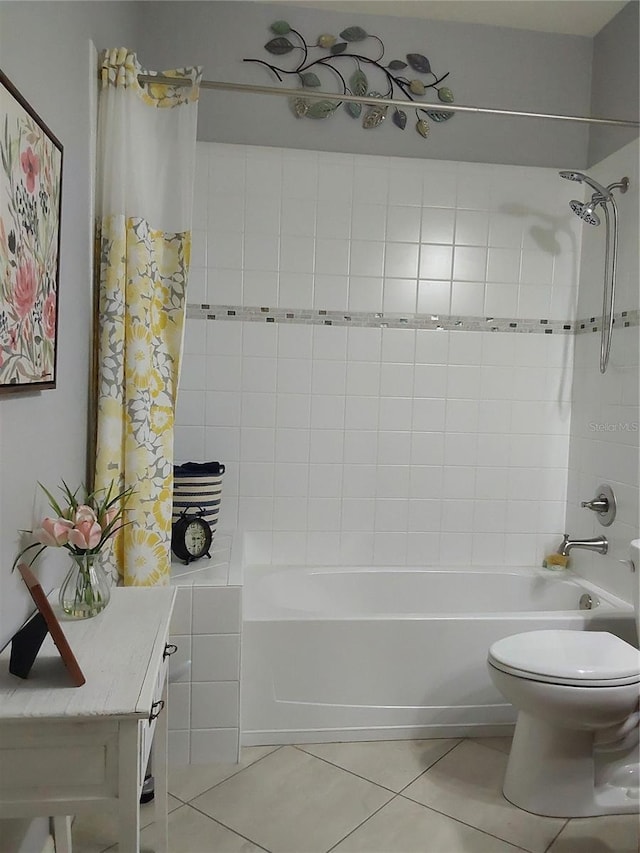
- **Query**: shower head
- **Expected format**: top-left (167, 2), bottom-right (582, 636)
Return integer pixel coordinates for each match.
top-left (559, 170), bottom-right (612, 201)
top-left (570, 198), bottom-right (601, 226)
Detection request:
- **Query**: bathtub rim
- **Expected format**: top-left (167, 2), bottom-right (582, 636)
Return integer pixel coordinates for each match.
top-left (243, 563), bottom-right (634, 621)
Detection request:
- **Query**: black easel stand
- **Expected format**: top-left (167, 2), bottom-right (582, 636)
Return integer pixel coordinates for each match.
top-left (9, 612), bottom-right (49, 679)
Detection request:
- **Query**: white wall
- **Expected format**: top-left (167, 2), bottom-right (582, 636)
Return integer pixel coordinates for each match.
top-left (588, 1), bottom-right (639, 167)
top-left (175, 142), bottom-right (581, 568)
top-left (137, 0), bottom-right (592, 168)
top-left (0, 2), bottom-right (141, 650)
top-left (565, 138), bottom-right (639, 604)
top-left (0, 3), bottom-right (140, 849)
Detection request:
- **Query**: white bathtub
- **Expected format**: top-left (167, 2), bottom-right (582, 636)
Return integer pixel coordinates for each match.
top-left (241, 565), bottom-right (636, 745)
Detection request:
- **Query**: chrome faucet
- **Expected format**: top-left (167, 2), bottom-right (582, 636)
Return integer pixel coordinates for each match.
top-left (557, 533), bottom-right (608, 557)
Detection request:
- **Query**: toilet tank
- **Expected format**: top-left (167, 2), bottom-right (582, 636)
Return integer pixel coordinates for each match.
top-left (630, 539), bottom-right (640, 646)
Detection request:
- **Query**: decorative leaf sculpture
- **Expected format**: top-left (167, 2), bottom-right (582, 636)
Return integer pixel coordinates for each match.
top-left (340, 26), bottom-right (368, 41)
top-left (265, 37), bottom-right (295, 55)
top-left (393, 108), bottom-right (407, 129)
top-left (270, 21), bottom-right (291, 35)
top-left (290, 97), bottom-right (309, 117)
top-left (406, 53), bottom-right (432, 74)
top-left (426, 109), bottom-right (454, 122)
top-left (246, 23), bottom-right (456, 141)
top-left (307, 100), bottom-right (339, 119)
top-left (363, 99), bottom-right (388, 129)
top-left (318, 34), bottom-right (336, 48)
top-left (301, 72), bottom-right (321, 87)
top-left (350, 69), bottom-right (368, 97)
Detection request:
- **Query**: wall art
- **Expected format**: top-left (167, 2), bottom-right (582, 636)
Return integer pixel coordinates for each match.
top-left (0, 70), bottom-right (63, 393)
top-left (245, 21), bottom-right (455, 139)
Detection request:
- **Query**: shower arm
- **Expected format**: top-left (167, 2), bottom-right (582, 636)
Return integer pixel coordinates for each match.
top-left (600, 197), bottom-right (619, 374)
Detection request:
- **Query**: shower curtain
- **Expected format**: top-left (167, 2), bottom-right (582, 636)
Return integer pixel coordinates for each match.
top-left (94, 48), bottom-right (201, 585)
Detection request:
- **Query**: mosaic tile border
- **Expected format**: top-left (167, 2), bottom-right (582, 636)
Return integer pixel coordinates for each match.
top-left (186, 304), bottom-right (640, 335)
top-left (574, 309), bottom-right (639, 334)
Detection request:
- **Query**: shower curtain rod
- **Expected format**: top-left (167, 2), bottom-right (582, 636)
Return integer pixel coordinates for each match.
top-left (137, 73), bottom-right (639, 128)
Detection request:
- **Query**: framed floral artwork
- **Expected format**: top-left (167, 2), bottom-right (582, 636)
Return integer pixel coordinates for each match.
top-left (0, 70), bottom-right (63, 393)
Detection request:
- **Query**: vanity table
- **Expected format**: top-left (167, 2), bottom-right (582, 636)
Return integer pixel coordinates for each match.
top-left (0, 587), bottom-right (175, 853)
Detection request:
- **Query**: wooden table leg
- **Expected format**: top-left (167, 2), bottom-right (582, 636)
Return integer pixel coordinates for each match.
top-left (118, 721), bottom-right (141, 853)
top-left (52, 816), bottom-right (72, 853)
top-left (153, 679), bottom-right (169, 853)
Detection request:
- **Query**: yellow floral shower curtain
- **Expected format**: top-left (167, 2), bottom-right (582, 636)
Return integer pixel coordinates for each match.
top-left (94, 49), bottom-right (201, 585)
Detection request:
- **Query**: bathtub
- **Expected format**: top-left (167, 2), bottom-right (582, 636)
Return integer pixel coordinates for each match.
top-left (241, 565), bottom-right (636, 746)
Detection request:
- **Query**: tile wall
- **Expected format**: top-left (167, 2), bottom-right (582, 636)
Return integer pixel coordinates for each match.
top-left (168, 581), bottom-right (242, 766)
top-left (176, 143), bottom-right (585, 568)
top-left (565, 139), bottom-right (639, 604)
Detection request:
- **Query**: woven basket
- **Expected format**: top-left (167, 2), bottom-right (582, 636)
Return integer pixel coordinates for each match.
top-left (172, 461), bottom-right (225, 532)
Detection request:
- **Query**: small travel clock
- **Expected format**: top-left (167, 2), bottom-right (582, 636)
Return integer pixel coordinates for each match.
top-left (171, 510), bottom-right (213, 565)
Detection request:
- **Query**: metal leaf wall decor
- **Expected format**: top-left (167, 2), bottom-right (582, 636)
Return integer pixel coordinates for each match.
top-left (244, 21), bottom-right (456, 140)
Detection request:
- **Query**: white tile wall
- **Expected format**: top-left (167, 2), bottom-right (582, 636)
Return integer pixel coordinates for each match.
top-left (563, 140), bottom-right (639, 605)
top-left (176, 141), bottom-right (635, 583)
top-left (176, 316), bottom-right (573, 568)
top-left (168, 584), bottom-right (242, 766)
top-left (191, 144), bottom-right (582, 323)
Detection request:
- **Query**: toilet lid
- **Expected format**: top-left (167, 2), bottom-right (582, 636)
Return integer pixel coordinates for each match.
top-left (488, 630), bottom-right (640, 687)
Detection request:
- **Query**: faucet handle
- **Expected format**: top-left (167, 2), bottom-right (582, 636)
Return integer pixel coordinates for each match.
top-left (579, 484), bottom-right (616, 527)
top-left (581, 497), bottom-right (609, 511)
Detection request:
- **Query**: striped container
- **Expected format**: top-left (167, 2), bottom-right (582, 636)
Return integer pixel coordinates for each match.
top-left (172, 461), bottom-right (225, 534)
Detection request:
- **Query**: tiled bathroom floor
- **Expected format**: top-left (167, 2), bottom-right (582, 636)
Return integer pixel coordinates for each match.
top-left (72, 737), bottom-right (639, 853)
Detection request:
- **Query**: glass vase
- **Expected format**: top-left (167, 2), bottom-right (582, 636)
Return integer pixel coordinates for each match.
top-left (59, 552), bottom-right (111, 618)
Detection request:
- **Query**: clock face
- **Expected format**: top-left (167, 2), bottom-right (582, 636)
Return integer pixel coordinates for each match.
top-left (185, 519), bottom-right (208, 555)
top-left (172, 513), bottom-right (213, 564)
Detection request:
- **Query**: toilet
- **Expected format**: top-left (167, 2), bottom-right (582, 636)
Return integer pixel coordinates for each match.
top-left (487, 541), bottom-right (640, 818)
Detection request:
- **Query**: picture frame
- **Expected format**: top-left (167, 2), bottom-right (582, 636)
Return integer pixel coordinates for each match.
top-left (0, 69), bottom-right (63, 393)
top-left (11, 563), bottom-right (85, 687)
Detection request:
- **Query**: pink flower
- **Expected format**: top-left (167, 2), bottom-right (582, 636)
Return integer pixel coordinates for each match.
top-left (43, 291), bottom-right (56, 340)
top-left (14, 260), bottom-right (37, 319)
top-left (20, 147), bottom-right (40, 194)
top-left (68, 520), bottom-right (103, 550)
top-left (74, 504), bottom-right (97, 524)
top-left (35, 517), bottom-right (74, 547)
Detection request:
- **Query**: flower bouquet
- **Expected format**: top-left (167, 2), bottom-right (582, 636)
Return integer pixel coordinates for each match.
top-left (14, 480), bottom-right (133, 618)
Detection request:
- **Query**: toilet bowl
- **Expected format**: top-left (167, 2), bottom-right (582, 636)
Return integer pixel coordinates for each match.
top-left (487, 540), bottom-right (640, 818)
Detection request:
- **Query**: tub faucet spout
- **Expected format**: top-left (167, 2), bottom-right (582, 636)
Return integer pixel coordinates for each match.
top-left (557, 534), bottom-right (608, 557)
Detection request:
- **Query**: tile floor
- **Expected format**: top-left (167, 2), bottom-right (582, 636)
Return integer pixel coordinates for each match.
top-left (73, 737), bottom-right (639, 853)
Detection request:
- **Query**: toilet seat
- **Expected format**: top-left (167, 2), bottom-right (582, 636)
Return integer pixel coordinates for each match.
top-left (489, 629), bottom-right (640, 688)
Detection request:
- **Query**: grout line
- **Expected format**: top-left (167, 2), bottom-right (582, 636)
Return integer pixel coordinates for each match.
top-left (396, 793), bottom-right (541, 853)
top-left (395, 737), bottom-right (465, 794)
top-left (182, 803), bottom-right (273, 853)
top-left (292, 743), bottom-right (401, 795)
top-left (293, 736), bottom-right (464, 797)
top-left (169, 745), bottom-right (284, 803)
top-left (324, 792), bottom-right (399, 853)
top-left (544, 818), bottom-right (570, 852)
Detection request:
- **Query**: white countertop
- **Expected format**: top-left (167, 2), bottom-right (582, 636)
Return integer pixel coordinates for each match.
top-left (170, 532), bottom-right (242, 587)
top-left (0, 588), bottom-right (175, 721)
